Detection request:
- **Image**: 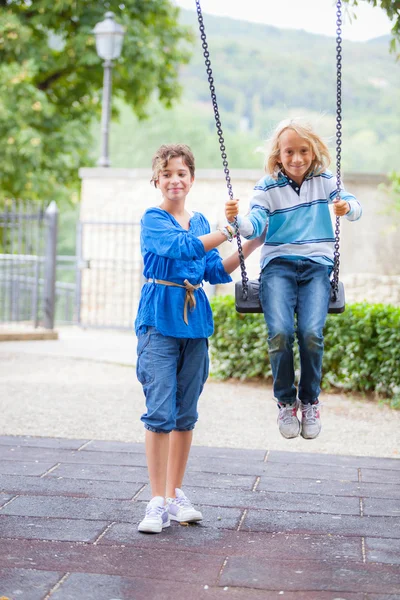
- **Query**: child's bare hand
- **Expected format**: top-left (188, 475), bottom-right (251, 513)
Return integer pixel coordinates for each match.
top-left (333, 200), bottom-right (350, 216)
top-left (225, 199), bottom-right (239, 222)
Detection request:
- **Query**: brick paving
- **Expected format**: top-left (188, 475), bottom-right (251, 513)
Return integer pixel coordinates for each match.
top-left (0, 435), bottom-right (399, 599)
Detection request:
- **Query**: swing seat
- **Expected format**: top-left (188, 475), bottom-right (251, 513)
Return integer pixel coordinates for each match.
top-left (235, 279), bottom-right (345, 315)
top-left (328, 280), bottom-right (345, 314)
top-left (235, 279), bottom-right (262, 313)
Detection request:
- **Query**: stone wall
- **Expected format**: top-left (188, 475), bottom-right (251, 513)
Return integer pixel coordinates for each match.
top-left (79, 168), bottom-right (400, 308)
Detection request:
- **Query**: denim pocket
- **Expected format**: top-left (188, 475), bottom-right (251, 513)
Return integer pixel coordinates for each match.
top-left (136, 332), bottom-right (154, 386)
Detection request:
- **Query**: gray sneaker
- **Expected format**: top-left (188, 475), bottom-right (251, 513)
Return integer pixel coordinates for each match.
top-left (300, 401), bottom-right (322, 439)
top-left (138, 496), bottom-right (170, 533)
top-left (277, 402), bottom-right (300, 439)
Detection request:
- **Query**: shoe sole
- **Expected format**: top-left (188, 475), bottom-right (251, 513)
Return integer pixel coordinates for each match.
top-left (301, 429), bottom-right (321, 439)
top-left (138, 520), bottom-right (171, 533)
top-left (169, 514), bottom-right (203, 523)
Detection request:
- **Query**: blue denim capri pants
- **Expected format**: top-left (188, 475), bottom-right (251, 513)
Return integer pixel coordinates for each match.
top-left (136, 326), bottom-right (209, 433)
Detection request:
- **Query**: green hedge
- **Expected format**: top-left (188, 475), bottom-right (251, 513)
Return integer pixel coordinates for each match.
top-left (210, 296), bottom-right (400, 408)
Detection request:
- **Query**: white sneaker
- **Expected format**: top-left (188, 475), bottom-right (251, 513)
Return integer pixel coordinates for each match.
top-left (138, 496), bottom-right (170, 533)
top-left (167, 488), bottom-right (203, 523)
top-left (277, 401), bottom-right (300, 439)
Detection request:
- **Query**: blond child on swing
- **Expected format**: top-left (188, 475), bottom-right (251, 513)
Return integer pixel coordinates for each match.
top-left (226, 118), bottom-right (362, 440)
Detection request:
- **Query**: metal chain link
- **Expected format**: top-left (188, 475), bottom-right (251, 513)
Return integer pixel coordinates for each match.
top-left (333, 0), bottom-right (343, 299)
top-left (195, 0), bottom-right (249, 297)
top-left (195, 0), bottom-right (342, 300)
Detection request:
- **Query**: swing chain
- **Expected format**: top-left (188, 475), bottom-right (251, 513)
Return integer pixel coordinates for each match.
top-left (195, 0), bottom-right (342, 302)
top-left (195, 0), bottom-right (249, 297)
top-left (333, 0), bottom-right (343, 300)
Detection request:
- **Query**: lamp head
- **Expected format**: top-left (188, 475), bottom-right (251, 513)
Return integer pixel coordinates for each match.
top-left (93, 12), bottom-right (125, 61)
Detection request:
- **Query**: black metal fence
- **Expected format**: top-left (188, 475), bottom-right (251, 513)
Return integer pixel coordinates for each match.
top-left (0, 202), bottom-right (46, 327)
top-left (1, 205), bottom-right (211, 330)
top-left (0, 202), bottom-right (63, 329)
top-left (0, 204), bottom-right (145, 330)
top-left (76, 219), bottom-right (143, 329)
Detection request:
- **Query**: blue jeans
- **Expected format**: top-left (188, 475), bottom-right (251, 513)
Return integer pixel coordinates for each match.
top-left (259, 258), bottom-right (331, 405)
top-left (136, 327), bottom-right (209, 433)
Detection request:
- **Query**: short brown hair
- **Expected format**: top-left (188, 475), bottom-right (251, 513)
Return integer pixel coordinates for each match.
top-left (266, 118), bottom-right (331, 179)
top-left (150, 144), bottom-right (195, 187)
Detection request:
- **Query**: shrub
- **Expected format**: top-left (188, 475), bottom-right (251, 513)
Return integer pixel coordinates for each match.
top-left (210, 296), bottom-right (400, 407)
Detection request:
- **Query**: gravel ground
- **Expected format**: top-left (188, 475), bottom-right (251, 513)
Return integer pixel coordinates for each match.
top-left (1, 350), bottom-right (399, 458)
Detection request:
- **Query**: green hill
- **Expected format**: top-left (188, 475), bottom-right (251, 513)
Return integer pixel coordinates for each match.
top-left (102, 9), bottom-right (399, 174)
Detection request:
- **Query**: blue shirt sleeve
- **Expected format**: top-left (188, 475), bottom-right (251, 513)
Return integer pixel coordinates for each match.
top-left (141, 208), bottom-right (206, 261)
top-left (237, 207), bottom-right (269, 239)
top-left (204, 248), bottom-right (232, 285)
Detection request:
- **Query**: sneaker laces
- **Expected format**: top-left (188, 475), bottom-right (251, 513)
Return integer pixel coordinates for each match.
top-left (171, 493), bottom-right (192, 508)
top-left (302, 403), bottom-right (321, 423)
top-left (145, 503), bottom-right (165, 518)
top-left (279, 404), bottom-right (297, 424)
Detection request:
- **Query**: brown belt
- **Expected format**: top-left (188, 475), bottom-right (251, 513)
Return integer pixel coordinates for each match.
top-left (148, 279), bottom-right (201, 325)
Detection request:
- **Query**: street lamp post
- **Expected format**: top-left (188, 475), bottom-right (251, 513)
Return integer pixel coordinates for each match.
top-left (93, 12), bottom-right (125, 167)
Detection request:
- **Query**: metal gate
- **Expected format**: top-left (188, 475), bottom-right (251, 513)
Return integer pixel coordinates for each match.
top-left (1, 208), bottom-right (215, 331)
top-left (76, 219), bottom-right (143, 329)
top-left (0, 202), bottom-right (49, 328)
top-left (0, 202), bottom-right (81, 329)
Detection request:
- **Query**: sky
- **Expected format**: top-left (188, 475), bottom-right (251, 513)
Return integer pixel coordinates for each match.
top-left (173, 0), bottom-right (394, 42)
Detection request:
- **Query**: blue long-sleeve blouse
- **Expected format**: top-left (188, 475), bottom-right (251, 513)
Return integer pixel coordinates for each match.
top-left (135, 207), bottom-right (232, 338)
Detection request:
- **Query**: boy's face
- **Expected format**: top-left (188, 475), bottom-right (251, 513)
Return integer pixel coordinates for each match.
top-left (278, 129), bottom-right (315, 186)
top-left (156, 156), bottom-right (194, 203)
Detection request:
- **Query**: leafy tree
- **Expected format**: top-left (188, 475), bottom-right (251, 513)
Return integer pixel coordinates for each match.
top-left (343, 0), bottom-right (400, 52)
top-left (0, 1), bottom-right (192, 205)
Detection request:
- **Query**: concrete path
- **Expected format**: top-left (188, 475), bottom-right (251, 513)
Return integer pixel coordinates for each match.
top-left (0, 326), bottom-right (135, 366)
top-left (0, 327), bottom-right (399, 457)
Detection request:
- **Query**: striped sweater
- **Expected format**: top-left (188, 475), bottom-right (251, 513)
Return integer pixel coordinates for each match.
top-left (236, 170), bottom-right (362, 269)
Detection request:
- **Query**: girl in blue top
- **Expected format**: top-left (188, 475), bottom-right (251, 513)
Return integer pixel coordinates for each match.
top-left (226, 118), bottom-right (362, 442)
top-left (135, 143), bottom-right (262, 533)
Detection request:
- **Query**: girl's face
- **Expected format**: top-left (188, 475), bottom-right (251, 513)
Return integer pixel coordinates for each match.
top-left (278, 129), bottom-right (315, 186)
top-left (156, 156), bottom-right (194, 203)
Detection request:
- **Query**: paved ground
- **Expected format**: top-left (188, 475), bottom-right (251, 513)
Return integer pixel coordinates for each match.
top-left (0, 327), bottom-right (399, 598)
top-left (0, 435), bottom-right (399, 599)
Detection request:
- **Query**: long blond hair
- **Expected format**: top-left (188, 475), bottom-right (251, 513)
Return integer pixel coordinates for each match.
top-left (266, 118), bottom-right (331, 179)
